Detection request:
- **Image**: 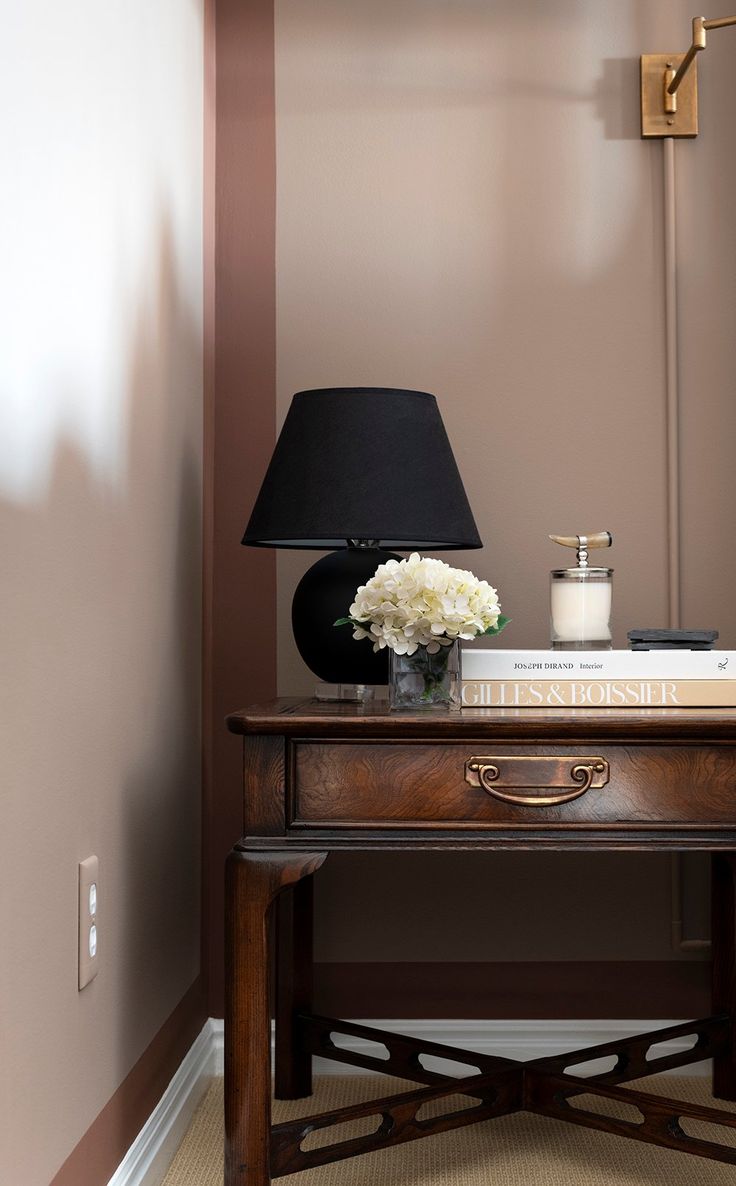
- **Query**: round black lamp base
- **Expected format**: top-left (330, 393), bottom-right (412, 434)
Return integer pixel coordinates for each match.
top-left (292, 548), bottom-right (400, 684)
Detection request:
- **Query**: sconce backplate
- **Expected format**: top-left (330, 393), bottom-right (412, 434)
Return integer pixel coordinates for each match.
top-left (641, 54), bottom-right (698, 138)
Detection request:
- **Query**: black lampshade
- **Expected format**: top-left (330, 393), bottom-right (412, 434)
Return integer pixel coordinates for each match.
top-left (242, 388), bottom-right (482, 551)
top-left (242, 388), bottom-right (482, 685)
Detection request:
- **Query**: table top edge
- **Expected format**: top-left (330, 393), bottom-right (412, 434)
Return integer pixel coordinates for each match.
top-left (226, 699), bottom-right (736, 740)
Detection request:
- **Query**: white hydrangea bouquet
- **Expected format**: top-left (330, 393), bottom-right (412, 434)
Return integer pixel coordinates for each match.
top-left (335, 553), bottom-right (508, 707)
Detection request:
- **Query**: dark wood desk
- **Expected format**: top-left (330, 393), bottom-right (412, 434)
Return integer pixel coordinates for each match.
top-left (224, 700), bottom-right (736, 1183)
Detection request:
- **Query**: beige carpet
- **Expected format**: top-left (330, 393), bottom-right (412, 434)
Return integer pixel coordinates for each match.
top-left (162, 1075), bottom-right (736, 1185)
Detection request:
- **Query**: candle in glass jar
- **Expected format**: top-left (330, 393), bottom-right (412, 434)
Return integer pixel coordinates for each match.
top-left (550, 569), bottom-right (612, 649)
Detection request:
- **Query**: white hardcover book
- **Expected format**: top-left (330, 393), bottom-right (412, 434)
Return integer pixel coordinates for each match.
top-left (461, 648), bottom-right (736, 681)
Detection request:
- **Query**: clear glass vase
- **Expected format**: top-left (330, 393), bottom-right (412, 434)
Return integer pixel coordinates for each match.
top-left (388, 642), bottom-right (461, 710)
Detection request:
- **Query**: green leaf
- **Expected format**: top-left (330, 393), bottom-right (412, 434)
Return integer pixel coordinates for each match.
top-left (482, 615), bottom-right (510, 637)
top-left (333, 617), bottom-right (373, 636)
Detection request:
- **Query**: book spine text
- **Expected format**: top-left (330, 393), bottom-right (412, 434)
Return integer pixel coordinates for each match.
top-left (461, 680), bottom-right (736, 708)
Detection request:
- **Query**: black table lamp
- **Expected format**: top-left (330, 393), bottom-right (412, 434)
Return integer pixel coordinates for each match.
top-left (242, 387), bottom-right (482, 687)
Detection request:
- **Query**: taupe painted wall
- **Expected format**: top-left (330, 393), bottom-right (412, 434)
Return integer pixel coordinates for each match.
top-left (274, 0), bottom-right (736, 968)
top-left (0, 3), bottom-right (204, 1182)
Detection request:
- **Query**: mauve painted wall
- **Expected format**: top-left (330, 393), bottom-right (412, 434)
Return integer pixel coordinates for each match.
top-left (272, 0), bottom-right (736, 972)
top-left (205, 0), bottom-right (278, 1017)
top-left (0, 3), bottom-right (204, 1183)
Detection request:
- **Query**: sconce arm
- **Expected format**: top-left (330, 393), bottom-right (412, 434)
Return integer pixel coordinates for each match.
top-left (668, 14), bottom-right (736, 95)
top-left (703, 13), bottom-right (736, 26)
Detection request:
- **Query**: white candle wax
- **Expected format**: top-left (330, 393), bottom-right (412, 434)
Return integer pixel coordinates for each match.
top-left (550, 579), bottom-right (611, 643)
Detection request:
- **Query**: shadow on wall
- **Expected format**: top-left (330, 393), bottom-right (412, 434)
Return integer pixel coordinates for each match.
top-left (117, 220), bottom-right (202, 1071)
top-left (0, 212), bottom-right (202, 1174)
top-left (275, 0), bottom-right (645, 137)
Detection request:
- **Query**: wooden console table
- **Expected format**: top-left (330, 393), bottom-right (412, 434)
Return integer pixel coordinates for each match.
top-left (224, 700), bottom-right (736, 1183)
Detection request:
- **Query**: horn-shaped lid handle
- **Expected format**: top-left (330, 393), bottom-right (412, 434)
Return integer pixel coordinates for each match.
top-left (549, 531), bottom-right (613, 569)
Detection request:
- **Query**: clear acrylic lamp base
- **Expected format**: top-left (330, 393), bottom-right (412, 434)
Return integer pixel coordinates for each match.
top-left (314, 683), bottom-right (377, 702)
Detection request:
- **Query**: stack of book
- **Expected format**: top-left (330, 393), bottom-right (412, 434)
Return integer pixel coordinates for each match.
top-left (461, 648), bottom-right (736, 707)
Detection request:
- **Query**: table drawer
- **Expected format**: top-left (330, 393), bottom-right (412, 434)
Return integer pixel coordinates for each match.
top-left (290, 741), bottom-right (736, 828)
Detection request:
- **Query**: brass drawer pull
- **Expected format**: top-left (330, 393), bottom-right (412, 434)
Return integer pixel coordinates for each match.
top-left (465, 755), bottom-right (609, 807)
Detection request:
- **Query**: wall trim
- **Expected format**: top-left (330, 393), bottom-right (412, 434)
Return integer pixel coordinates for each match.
top-left (207, 1017), bottom-right (711, 1079)
top-left (108, 1020), bottom-right (218, 1186)
top-left (206, 0), bottom-right (278, 1020)
top-left (51, 980), bottom-right (206, 1186)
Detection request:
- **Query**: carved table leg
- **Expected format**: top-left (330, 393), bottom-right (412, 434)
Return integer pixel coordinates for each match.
top-left (225, 849), bottom-right (327, 1186)
top-left (712, 853), bottom-right (736, 1100)
top-left (275, 874), bottom-right (315, 1099)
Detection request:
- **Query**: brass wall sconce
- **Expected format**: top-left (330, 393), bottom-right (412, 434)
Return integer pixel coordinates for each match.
top-left (641, 14), bottom-right (736, 138)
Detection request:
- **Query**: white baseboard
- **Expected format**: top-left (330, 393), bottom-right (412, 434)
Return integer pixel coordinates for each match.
top-left (112, 1017), bottom-right (710, 1186)
top-left (207, 1017), bottom-right (712, 1077)
top-left (107, 1019), bottom-right (218, 1186)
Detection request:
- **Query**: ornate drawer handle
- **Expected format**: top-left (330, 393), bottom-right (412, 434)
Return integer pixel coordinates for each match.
top-left (465, 755), bottom-right (610, 807)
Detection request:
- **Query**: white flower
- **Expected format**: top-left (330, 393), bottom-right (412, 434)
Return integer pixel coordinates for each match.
top-left (348, 553), bottom-right (502, 655)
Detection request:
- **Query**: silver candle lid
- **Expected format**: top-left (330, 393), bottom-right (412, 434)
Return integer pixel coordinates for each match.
top-left (551, 567), bottom-right (613, 580)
